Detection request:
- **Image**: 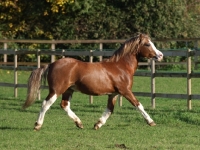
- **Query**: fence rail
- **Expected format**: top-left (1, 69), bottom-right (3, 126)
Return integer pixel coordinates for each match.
top-left (1, 38), bottom-right (200, 62)
top-left (0, 49), bottom-right (200, 109)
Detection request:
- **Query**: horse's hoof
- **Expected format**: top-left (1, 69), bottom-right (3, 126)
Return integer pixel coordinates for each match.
top-left (75, 121), bottom-right (83, 129)
top-left (34, 122), bottom-right (41, 131)
top-left (34, 128), bottom-right (39, 131)
top-left (148, 121), bottom-right (156, 126)
top-left (94, 121), bottom-right (101, 130)
top-left (94, 124), bottom-right (99, 130)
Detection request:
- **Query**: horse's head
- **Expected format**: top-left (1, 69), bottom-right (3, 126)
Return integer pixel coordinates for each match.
top-left (138, 34), bottom-right (163, 61)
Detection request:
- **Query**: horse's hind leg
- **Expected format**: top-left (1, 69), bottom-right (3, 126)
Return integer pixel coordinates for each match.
top-left (34, 93), bottom-right (57, 131)
top-left (94, 94), bottom-right (118, 130)
top-left (60, 90), bottom-right (83, 129)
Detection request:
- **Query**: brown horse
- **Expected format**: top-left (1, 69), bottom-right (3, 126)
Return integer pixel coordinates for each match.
top-left (23, 33), bottom-right (163, 131)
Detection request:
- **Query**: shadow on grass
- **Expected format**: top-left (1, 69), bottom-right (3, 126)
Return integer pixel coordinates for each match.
top-left (69, 104), bottom-right (105, 114)
top-left (0, 126), bottom-right (32, 131)
top-left (173, 111), bottom-right (200, 126)
top-left (1, 103), bottom-right (40, 114)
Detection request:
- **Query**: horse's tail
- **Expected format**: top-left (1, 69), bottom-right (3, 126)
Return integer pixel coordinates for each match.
top-left (22, 65), bottom-right (49, 109)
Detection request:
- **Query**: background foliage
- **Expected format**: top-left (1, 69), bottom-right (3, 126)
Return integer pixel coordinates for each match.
top-left (0, 0), bottom-right (200, 68)
top-left (1, 0), bottom-right (200, 41)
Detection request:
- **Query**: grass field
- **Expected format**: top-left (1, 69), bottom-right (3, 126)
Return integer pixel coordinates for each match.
top-left (1, 69), bottom-right (200, 150)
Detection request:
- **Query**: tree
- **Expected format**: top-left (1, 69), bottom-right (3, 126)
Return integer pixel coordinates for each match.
top-left (0, 0), bottom-right (200, 41)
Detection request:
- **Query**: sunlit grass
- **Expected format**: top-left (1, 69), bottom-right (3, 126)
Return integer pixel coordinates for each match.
top-left (1, 69), bottom-right (200, 150)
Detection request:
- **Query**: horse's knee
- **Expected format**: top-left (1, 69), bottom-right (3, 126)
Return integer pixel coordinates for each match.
top-left (60, 103), bottom-right (64, 109)
top-left (60, 100), bottom-right (68, 109)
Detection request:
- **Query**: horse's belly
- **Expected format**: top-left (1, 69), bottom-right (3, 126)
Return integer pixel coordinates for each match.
top-left (69, 82), bottom-right (114, 96)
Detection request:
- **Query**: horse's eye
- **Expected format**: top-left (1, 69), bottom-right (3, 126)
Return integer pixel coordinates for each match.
top-left (144, 43), bottom-right (150, 47)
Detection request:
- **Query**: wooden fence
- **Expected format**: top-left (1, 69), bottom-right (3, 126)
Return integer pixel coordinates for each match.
top-left (0, 37), bottom-right (200, 63)
top-left (0, 48), bottom-right (200, 110)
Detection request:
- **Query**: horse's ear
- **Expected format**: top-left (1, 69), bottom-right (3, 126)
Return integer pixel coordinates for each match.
top-left (138, 33), bottom-right (144, 44)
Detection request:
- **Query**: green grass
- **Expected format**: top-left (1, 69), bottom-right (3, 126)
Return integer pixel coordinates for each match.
top-left (1, 69), bottom-right (200, 150)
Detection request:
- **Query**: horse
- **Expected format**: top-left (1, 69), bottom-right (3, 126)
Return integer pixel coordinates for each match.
top-left (23, 33), bottom-right (163, 131)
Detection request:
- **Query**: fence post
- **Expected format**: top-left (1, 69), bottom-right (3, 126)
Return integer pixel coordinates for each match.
top-left (14, 49), bottom-right (18, 97)
top-left (151, 59), bottom-right (155, 108)
top-left (37, 49), bottom-right (41, 100)
top-left (99, 43), bottom-right (103, 61)
top-left (187, 49), bottom-right (192, 110)
top-left (4, 41), bottom-right (7, 62)
top-left (194, 40), bottom-right (198, 70)
top-left (51, 40), bottom-right (55, 63)
top-left (89, 50), bottom-right (93, 104)
top-left (62, 49), bottom-right (65, 58)
top-left (147, 59), bottom-right (150, 70)
top-left (37, 49), bottom-right (41, 68)
top-left (118, 95), bottom-right (123, 107)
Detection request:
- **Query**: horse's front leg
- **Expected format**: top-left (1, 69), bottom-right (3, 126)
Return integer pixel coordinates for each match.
top-left (137, 102), bottom-right (156, 126)
top-left (60, 90), bottom-right (83, 129)
top-left (122, 90), bottom-right (156, 126)
top-left (34, 93), bottom-right (57, 131)
top-left (94, 94), bottom-right (118, 130)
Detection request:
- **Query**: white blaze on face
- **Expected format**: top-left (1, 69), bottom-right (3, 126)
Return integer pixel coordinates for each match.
top-left (149, 40), bottom-right (163, 61)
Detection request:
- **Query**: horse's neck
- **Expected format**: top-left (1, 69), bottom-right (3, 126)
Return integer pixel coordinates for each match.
top-left (118, 55), bottom-right (138, 74)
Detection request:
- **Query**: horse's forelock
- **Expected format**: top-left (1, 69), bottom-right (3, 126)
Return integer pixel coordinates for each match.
top-left (123, 34), bottom-right (142, 54)
top-left (139, 34), bottom-right (150, 45)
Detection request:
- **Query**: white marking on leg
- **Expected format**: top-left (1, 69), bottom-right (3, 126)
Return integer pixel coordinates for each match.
top-left (97, 108), bottom-right (112, 128)
top-left (63, 101), bottom-right (81, 124)
top-left (37, 94), bottom-right (57, 125)
top-left (137, 102), bottom-right (154, 124)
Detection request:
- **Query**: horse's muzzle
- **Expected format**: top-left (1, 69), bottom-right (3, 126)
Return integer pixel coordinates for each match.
top-left (154, 52), bottom-right (163, 61)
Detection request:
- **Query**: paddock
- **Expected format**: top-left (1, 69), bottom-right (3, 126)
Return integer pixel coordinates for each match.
top-left (0, 47), bottom-right (200, 110)
top-left (1, 39), bottom-right (200, 149)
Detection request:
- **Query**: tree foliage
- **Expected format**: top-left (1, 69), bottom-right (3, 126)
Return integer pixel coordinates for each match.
top-left (0, 0), bottom-right (200, 41)
top-left (1, 0), bottom-right (200, 68)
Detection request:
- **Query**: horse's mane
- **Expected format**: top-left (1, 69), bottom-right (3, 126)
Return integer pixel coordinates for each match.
top-left (105, 33), bottom-right (149, 62)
